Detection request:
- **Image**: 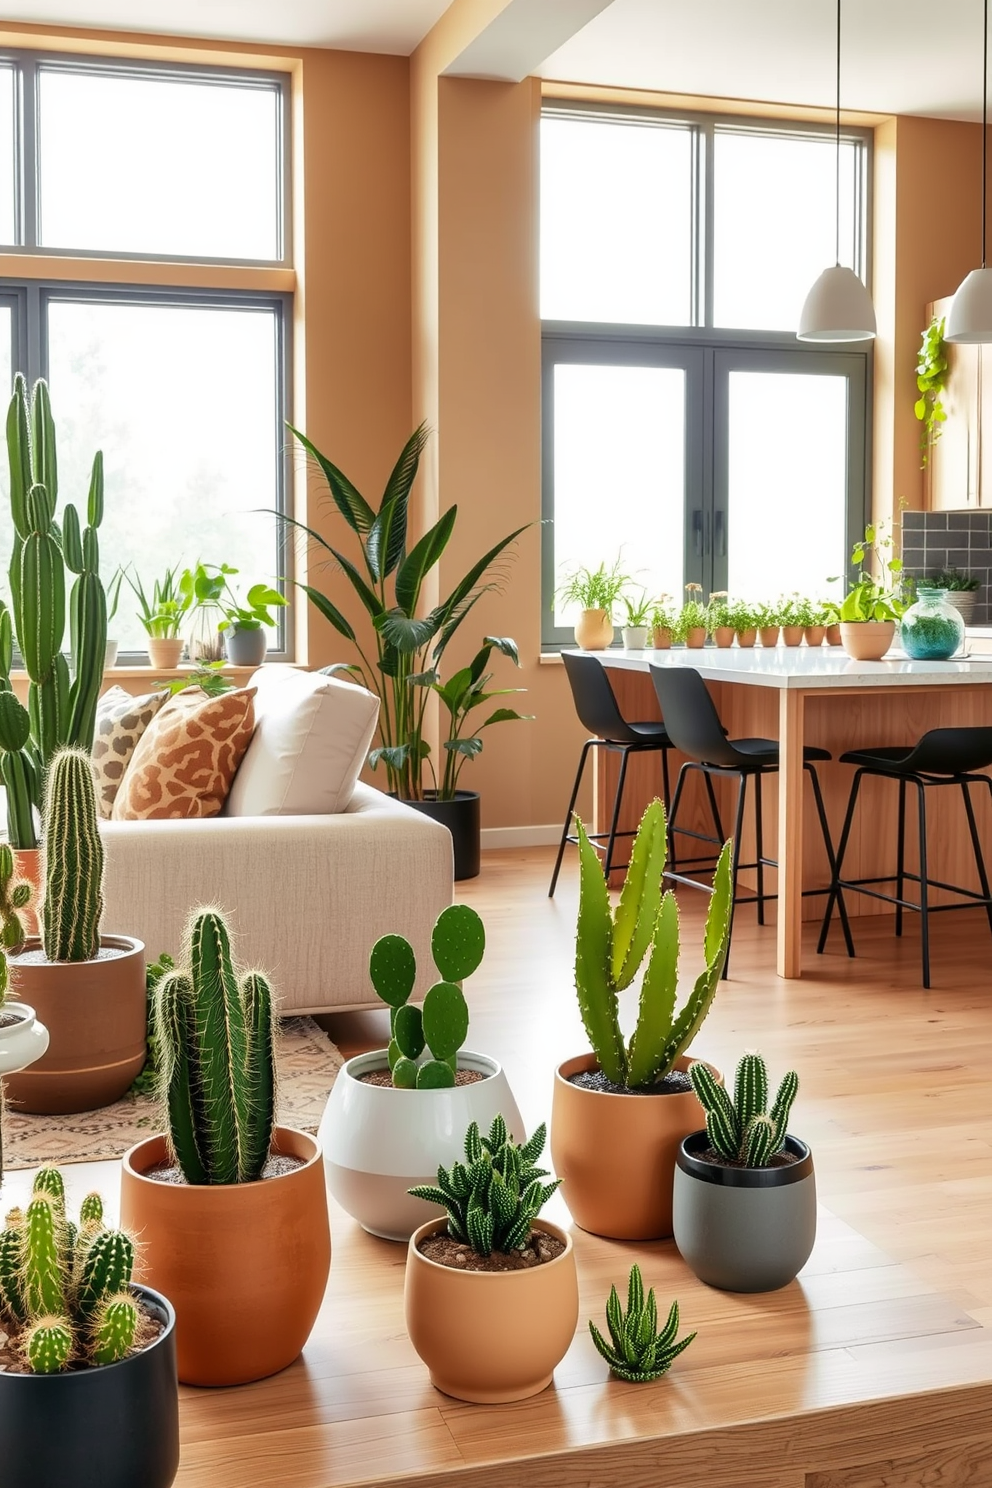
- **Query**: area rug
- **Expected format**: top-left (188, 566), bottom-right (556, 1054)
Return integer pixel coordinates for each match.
top-left (1, 1017), bottom-right (342, 1170)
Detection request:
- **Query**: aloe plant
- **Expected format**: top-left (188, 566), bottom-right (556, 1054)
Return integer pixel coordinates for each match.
top-left (574, 799), bottom-right (732, 1090)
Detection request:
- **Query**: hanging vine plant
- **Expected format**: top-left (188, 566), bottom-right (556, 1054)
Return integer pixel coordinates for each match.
top-left (915, 315), bottom-right (948, 469)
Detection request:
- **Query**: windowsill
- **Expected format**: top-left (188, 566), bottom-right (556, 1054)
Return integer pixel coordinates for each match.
top-left (6, 662), bottom-right (302, 681)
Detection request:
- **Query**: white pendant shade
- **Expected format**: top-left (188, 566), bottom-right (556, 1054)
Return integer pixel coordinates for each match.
top-left (945, 266), bottom-right (992, 342)
top-left (797, 264), bottom-right (877, 342)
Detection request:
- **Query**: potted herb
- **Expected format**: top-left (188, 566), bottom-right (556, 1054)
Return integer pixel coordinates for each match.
top-left (550, 801), bottom-right (732, 1240)
top-left (925, 567), bottom-right (981, 626)
top-left (320, 904), bottom-right (523, 1241)
top-left (404, 1116), bottom-right (577, 1402)
top-left (125, 565), bottom-right (190, 669)
top-left (779, 595), bottom-right (810, 647)
top-left (0, 1168), bottom-right (179, 1488)
top-left (836, 523), bottom-right (906, 661)
top-left (804, 601), bottom-right (831, 648)
top-left (620, 588), bottom-right (654, 650)
top-left (589, 1265), bottom-right (695, 1382)
top-left (120, 907), bottom-right (331, 1386)
top-left (0, 857), bottom-right (49, 1095)
top-left (556, 556), bottom-right (629, 650)
top-left (676, 584), bottom-right (708, 648)
top-left (651, 595), bottom-right (677, 650)
top-left (673, 1052), bottom-right (816, 1292)
top-left (2, 750), bottom-right (145, 1116)
top-left (216, 574), bottom-right (287, 667)
top-left (755, 601), bottom-right (781, 648)
top-left (707, 591), bottom-right (735, 648)
top-left (729, 598), bottom-right (759, 648)
top-left (821, 598), bottom-right (843, 646)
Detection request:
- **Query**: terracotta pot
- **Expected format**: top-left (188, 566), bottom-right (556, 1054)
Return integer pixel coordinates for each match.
top-left (781, 625), bottom-right (804, 647)
top-left (758, 626), bottom-right (780, 647)
top-left (839, 620), bottom-right (895, 662)
top-left (684, 626), bottom-right (707, 649)
top-left (146, 637), bottom-right (184, 668)
top-left (652, 626), bottom-right (672, 650)
top-left (120, 1127), bottom-right (331, 1387)
top-left (0, 1002), bottom-right (50, 1077)
top-left (736, 629), bottom-right (756, 648)
top-left (804, 625), bottom-right (826, 647)
top-left (4, 936), bottom-right (146, 1114)
top-left (550, 1052), bottom-right (721, 1240)
top-left (713, 626), bottom-right (735, 648)
top-left (573, 609), bottom-right (613, 651)
top-left (12, 848), bottom-right (41, 938)
top-left (826, 623), bottom-right (843, 646)
top-left (405, 1217), bottom-right (578, 1402)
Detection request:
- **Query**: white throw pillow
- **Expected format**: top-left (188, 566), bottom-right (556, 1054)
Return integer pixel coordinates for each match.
top-left (225, 666), bottom-right (379, 817)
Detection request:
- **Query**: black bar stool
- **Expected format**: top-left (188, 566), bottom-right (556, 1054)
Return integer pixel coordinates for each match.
top-left (650, 664), bottom-right (852, 973)
top-left (548, 653), bottom-right (675, 897)
top-left (818, 727), bottom-right (992, 988)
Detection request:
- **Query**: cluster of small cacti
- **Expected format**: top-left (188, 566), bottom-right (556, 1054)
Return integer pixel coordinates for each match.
top-left (0, 843), bottom-right (32, 954)
top-left (371, 904), bottom-right (483, 1089)
top-left (690, 1052), bottom-right (799, 1168)
top-left (0, 374), bottom-right (108, 850)
top-left (574, 799), bottom-right (733, 1091)
top-left (0, 1167), bottom-right (143, 1373)
top-left (155, 908), bottom-right (277, 1184)
top-left (589, 1264), bottom-right (696, 1383)
top-left (41, 748), bottom-right (105, 964)
top-left (130, 951), bottom-right (175, 1097)
top-left (409, 1115), bottom-right (560, 1258)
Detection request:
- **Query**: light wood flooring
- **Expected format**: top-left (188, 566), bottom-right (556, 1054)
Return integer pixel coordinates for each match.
top-left (5, 847), bottom-right (992, 1487)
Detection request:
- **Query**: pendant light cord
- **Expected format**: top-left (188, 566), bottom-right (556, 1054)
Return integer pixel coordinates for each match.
top-left (983, 0), bottom-right (988, 268)
top-left (835, 0), bottom-right (841, 266)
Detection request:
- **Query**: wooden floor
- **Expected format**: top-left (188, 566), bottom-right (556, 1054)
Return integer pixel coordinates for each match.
top-left (5, 848), bottom-right (992, 1487)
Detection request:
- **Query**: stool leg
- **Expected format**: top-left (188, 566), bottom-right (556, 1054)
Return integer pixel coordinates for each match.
top-left (703, 770), bottom-right (725, 844)
top-left (604, 746), bottom-right (631, 879)
top-left (916, 780), bottom-right (931, 990)
top-left (549, 739), bottom-right (593, 897)
top-left (722, 772), bottom-right (747, 981)
top-left (661, 748), bottom-right (674, 865)
top-left (960, 780), bottom-right (992, 938)
top-left (806, 763), bottom-right (854, 958)
top-left (818, 768), bottom-right (863, 957)
top-left (754, 769), bottom-right (765, 926)
top-left (895, 778), bottom-right (907, 938)
top-left (667, 762), bottom-right (690, 856)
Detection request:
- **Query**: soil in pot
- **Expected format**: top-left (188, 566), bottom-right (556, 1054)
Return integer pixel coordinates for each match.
top-left (568, 1067), bottom-right (691, 1096)
top-left (419, 1231), bottom-right (567, 1272)
top-left (359, 1067), bottom-right (486, 1088)
top-left (0, 1293), bottom-right (165, 1375)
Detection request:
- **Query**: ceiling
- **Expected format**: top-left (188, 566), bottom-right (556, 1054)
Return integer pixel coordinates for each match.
top-left (0, 0), bottom-right (990, 122)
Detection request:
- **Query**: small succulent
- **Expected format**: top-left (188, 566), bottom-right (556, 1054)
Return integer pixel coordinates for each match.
top-left (370, 904), bottom-right (484, 1089)
top-left (589, 1265), bottom-right (696, 1383)
top-left (690, 1052), bottom-right (798, 1168)
top-left (409, 1115), bottom-right (560, 1257)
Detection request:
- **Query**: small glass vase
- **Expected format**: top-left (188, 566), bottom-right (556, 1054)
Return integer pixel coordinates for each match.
top-left (899, 587), bottom-right (965, 660)
top-left (187, 605), bottom-right (225, 663)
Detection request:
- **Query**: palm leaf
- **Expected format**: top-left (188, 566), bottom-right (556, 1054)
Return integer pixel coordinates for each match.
top-left (366, 423), bottom-right (430, 581)
top-left (394, 506), bottom-right (457, 616)
top-left (287, 424), bottom-right (375, 534)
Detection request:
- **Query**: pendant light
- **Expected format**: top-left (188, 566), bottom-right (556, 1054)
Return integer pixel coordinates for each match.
top-left (797, 0), bottom-right (876, 341)
top-left (946, 0), bottom-right (992, 342)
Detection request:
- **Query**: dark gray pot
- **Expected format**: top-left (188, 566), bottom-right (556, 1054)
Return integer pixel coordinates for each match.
top-left (673, 1131), bottom-right (816, 1292)
top-left (0, 1284), bottom-right (179, 1488)
top-left (225, 624), bottom-right (267, 666)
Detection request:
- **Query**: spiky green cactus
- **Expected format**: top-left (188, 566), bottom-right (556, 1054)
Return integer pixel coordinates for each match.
top-left (90, 1292), bottom-right (140, 1366)
top-left (589, 1265), bottom-right (696, 1382)
top-left (0, 843), bottom-right (32, 953)
top-left (22, 1196), bottom-right (66, 1318)
top-left (573, 800), bottom-right (733, 1090)
top-left (79, 1192), bottom-right (104, 1229)
top-left (690, 1053), bottom-right (799, 1167)
top-left (77, 1230), bottom-right (135, 1318)
top-left (409, 1115), bottom-right (560, 1257)
top-left (0, 1218), bottom-right (25, 1321)
top-left (41, 747), bottom-right (105, 963)
top-left (155, 907), bottom-right (277, 1185)
top-left (23, 1318), bottom-right (74, 1374)
top-left (369, 904), bottom-right (482, 1089)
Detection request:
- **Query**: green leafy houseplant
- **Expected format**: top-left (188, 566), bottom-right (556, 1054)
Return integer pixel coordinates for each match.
top-left (925, 567), bottom-right (980, 593)
top-left (690, 1052), bottom-right (798, 1168)
top-left (620, 588), bottom-right (654, 628)
top-left (650, 595), bottom-right (677, 633)
top-left (916, 315), bottom-right (947, 469)
top-left (589, 1264), bottom-right (696, 1382)
top-left (155, 661), bottom-right (234, 699)
top-left (0, 375), bottom-right (108, 850)
top-left (706, 591), bottom-right (733, 631)
top-left (573, 800), bottom-right (732, 1090)
top-left (674, 585), bottom-right (709, 644)
top-left (555, 556), bottom-right (630, 617)
top-left (125, 565), bottom-right (190, 639)
top-left (836, 523), bottom-right (907, 623)
top-left (728, 598), bottom-right (760, 636)
top-left (415, 635), bottom-right (531, 801)
top-left (215, 579), bottom-right (287, 634)
top-left (278, 424), bottom-right (528, 802)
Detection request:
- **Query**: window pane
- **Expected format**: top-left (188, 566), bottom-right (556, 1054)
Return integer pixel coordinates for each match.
top-left (38, 68), bottom-right (281, 259)
top-left (541, 115), bottom-right (694, 325)
top-left (726, 370), bottom-right (847, 602)
top-left (0, 66), bottom-right (15, 245)
top-left (713, 131), bottom-right (861, 331)
top-left (552, 363), bottom-right (685, 627)
top-left (0, 304), bottom-right (14, 609)
top-left (47, 299), bottom-right (283, 654)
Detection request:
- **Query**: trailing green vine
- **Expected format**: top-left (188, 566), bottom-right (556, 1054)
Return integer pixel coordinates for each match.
top-left (915, 315), bottom-right (947, 469)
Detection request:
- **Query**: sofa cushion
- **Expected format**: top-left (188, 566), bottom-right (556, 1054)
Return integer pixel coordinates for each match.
top-left (112, 686), bottom-right (257, 821)
top-left (91, 686), bottom-right (169, 818)
top-left (225, 667), bottom-right (379, 817)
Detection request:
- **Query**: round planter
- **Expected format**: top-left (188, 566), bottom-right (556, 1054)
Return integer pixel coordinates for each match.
top-left (146, 637), bottom-right (184, 669)
top-left (405, 1217), bottom-right (578, 1402)
top-left (403, 790), bottom-right (480, 881)
top-left (735, 628), bottom-right (756, 648)
top-left (550, 1052), bottom-right (720, 1240)
top-left (652, 626), bottom-right (673, 650)
top-left (0, 1284), bottom-right (179, 1488)
top-left (758, 626), bottom-right (780, 647)
top-left (12, 847), bottom-right (41, 938)
top-left (944, 589), bottom-right (977, 626)
top-left (804, 625), bottom-right (826, 647)
top-left (3, 936), bottom-right (146, 1114)
top-left (320, 1050), bottom-right (524, 1241)
top-left (713, 627), bottom-right (735, 648)
top-left (225, 624), bottom-right (268, 667)
top-left (781, 625), bottom-right (804, 647)
top-left (621, 626), bottom-right (648, 650)
top-left (103, 638), bottom-right (119, 670)
top-left (684, 627), bottom-right (707, 649)
top-left (120, 1127), bottom-right (330, 1386)
top-left (574, 609), bottom-right (613, 651)
top-left (826, 623), bottom-right (843, 646)
top-left (0, 1001), bottom-right (50, 1076)
top-left (839, 619), bottom-right (895, 661)
top-left (673, 1131), bottom-right (816, 1292)
top-left (899, 587), bottom-right (965, 660)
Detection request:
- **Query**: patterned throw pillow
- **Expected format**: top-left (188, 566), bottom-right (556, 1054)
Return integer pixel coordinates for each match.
top-left (91, 686), bottom-right (169, 819)
top-left (111, 686), bottom-right (257, 821)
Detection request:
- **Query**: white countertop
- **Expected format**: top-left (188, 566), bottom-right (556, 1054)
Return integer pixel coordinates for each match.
top-left (567, 645), bottom-right (992, 691)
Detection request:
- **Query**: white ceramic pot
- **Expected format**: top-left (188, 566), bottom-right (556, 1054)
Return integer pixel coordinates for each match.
top-left (319, 1050), bottom-right (524, 1241)
top-left (103, 639), bottom-right (119, 670)
top-left (0, 1002), bottom-right (50, 1076)
top-left (621, 626), bottom-right (648, 650)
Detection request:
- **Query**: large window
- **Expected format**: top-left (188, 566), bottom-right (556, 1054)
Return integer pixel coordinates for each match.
top-left (0, 50), bottom-right (291, 659)
top-left (541, 104), bottom-right (871, 646)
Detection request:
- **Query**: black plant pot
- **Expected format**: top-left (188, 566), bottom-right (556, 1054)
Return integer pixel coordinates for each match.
top-left (403, 790), bottom-right (481, 880)
top-left (0, 1285), bottom-right (180, 1488)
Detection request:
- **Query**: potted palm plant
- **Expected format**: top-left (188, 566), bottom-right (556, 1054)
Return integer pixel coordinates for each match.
top-left (555, 556), bottom-right (629, 650)
top-left (550, 800), bottom-right (732, 1240)
top-left (620, 588), bottom-right (654, 650)
top-left (836, 523), bottom-right (906, 661)
top-left (125, 565), bottom-right (190, 669)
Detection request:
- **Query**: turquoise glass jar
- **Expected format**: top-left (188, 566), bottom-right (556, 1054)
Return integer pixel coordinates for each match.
top-left (899, 587), bottom-right (965, 660)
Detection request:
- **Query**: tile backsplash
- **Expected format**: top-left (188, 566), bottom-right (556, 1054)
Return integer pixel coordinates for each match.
top-left (901, 511), bottom-right (992, 625)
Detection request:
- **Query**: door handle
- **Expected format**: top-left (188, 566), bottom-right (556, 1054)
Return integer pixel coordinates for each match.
top-left (715, 508), bottom-right (727, 557)
top-left (692, 510), bottom-right (704, 556)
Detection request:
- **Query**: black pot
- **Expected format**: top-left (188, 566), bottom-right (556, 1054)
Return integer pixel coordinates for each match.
top-left (0, 1285), bottom-right (180, 1488)
top-left (224, 624), bottom-right (267, 667)
top-left (403, 790), bottom-right (480, 880)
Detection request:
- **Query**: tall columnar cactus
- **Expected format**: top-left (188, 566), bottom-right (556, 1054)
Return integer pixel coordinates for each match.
top-left (369, 903), bottom-right (482, 1089)
top-left (690, 1052), bottom-right (799, 1168)
top-left (589, 1265), bottom-right (696, 1383)
top-left (0, 374), bottom-right (107, 849)
top-left (0, 843), bottom-right (32, 953)
top-left (0, 1168), bottom-right (141, 1373)
top-left (41, 747), bottom-right (104, 964)
top-left (573, 799), bottom-right (733, 1090)
top-left (155, 907), bottom-right (278, 1185)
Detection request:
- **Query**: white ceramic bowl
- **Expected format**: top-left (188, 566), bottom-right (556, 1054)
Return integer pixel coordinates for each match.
top-left (0, 1002), bottom-right (50, 1076)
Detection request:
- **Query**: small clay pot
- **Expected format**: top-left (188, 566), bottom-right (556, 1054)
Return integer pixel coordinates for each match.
top-left (684, 627), bottom-right (707, 649)
top-left (404, 1217), bottom-right (578, 1402)
top-left (574, 609), bottom-right (614, 651)
top-left (758, 626), bottom-right (780, 648)
top-left (146, 637), bottom-right (184, 669)
top-left (735, 629), bottom-right (756, 648)
top-left (712, 627), bottom-right (735, 648)
top-left (804, 625), bottom-right (826, 647)
top-left (839, 620), bottom-right (895, 662)
top-left (826, 623), bottom-right (843, 646)
top-left (652, 626), bottom-right (673, 650)
top-left (781, 625), bottom-right (804, 647)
